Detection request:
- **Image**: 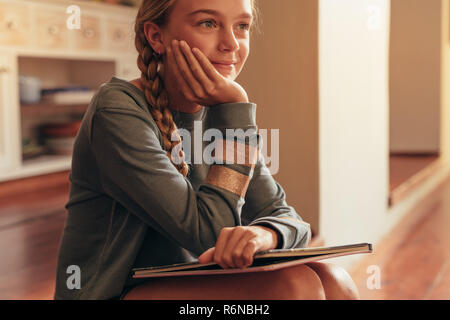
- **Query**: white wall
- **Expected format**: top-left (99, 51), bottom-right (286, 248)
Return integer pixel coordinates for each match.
top-left (319, 0), bottom-right (450, 272)
top-left (319, 0), bottom-right (391, 268)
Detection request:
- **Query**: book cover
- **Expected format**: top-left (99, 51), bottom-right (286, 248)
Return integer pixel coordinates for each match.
top-left (132, 242), bottom-right (372, 279)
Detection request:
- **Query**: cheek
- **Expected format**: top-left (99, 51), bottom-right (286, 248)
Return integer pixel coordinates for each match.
top-left (173, 31), bottom-right (215, 57)
top-left (237, 45), bottom-right (250, 70)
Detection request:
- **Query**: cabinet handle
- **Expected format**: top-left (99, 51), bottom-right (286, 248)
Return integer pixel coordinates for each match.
top-left (83, 27), bottom-right (95, 39)
top-left (113, 30), bottom-right (124, 41)
top-left (48, 25), bottom-right (60, 36)
top-left (0, 66), bottom-right (11, 73)
top-left (6, 20), bottom-right (19, 31)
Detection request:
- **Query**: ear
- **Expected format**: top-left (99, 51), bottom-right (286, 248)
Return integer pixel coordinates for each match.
top-left (143, 21), bottom-right (166, 54)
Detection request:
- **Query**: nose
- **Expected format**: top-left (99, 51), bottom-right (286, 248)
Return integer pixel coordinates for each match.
top-left (218, 27), bottom-right (239, 53)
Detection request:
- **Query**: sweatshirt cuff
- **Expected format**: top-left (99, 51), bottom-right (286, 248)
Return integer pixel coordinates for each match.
top-left (248, 218), bottom-right (312, 249)
top-left (208, 102), bottom-right (257, 130)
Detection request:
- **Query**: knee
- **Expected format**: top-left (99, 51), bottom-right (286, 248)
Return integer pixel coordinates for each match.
top-left (272, 264), bottom-right (326, 300)
top-left (306, 262), bottom-right (360, 300)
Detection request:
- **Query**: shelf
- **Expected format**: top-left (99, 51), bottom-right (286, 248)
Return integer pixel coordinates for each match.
top-left (0, 155), bottom-right (72, 182)
top-left (21, 103), bottom-right (89, 117)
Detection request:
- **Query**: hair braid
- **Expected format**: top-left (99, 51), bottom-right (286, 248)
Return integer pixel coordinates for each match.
top-left (135, 12), bottom-right (189, 177)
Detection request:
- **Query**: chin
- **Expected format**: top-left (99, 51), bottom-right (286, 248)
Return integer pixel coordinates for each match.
top-left (213, 64), bottom-right (239, 80)
top-left (220, 70), bottom-right (237, 80)
top-left (225, 74), bottom-right (237, 80)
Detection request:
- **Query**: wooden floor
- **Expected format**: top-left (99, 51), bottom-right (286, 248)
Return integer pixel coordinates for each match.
top-left (389, 153), bottom-right (440, 192)
top-left (0, 170), bottom-right (449, 299)
top-left (351, 170), bottom-right (450, 299)
top-left (0, 182), bottom-right (69, 300)
top-left (389, 154), bottom-right (441, 206)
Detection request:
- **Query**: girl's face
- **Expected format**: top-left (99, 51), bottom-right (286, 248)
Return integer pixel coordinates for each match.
top-left (150, 0), bottom-right (253, 81)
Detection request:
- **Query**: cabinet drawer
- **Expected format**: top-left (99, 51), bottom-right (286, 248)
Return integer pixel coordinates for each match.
top-left (35, 8), bottom-right (69, 50)
top-left (0, 3), bottom-right (31, 47)
top-left (74, 15), bottom-right (101, 51)
top-left (106, 19), bottom-right (135, 52)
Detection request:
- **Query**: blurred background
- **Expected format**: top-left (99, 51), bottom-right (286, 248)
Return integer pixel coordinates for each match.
top-left (0, 0), bottom-right (448, 299)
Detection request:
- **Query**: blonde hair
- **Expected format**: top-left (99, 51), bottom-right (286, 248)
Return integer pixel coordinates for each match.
top-left (134, 0), bottom-right (259, 177)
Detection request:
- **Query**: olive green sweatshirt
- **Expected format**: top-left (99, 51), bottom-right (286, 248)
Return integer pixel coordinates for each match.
top-left (54, 76), bottom-right (311, 300)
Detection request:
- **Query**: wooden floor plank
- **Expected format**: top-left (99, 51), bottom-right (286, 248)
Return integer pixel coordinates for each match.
top-left (425, 256), bottom-right (450, 300)
top-left (389, 154), bottom-right (442, 206)
top-left (389, 154), bottom-right (439, 192)
top-left (351, 173), bottom-right (450, 299)
top-left (0, 210), bottom-right (66, 300)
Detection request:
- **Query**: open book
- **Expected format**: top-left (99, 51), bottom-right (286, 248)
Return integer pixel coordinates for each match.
top-left (132, 242), bottom-right (372, 279)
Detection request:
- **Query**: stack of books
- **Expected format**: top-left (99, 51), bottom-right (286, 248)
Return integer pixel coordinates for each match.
top-left (41, 86), bottom-right (95, 105)
top-left (40, 121), bottom-right (82, 156)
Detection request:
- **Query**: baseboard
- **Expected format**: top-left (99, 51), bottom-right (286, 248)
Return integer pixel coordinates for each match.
top-left (389, 158), bottom-right (444, 206)
top-left (0, 171), bottom-right (70, 200)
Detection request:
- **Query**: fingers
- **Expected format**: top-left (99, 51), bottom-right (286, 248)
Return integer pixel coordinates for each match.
top-left (171, 40), bottom-right (207, 99)
top-left (230, 232), bottom-right (256, 268)
top-left (213, 227), bottom-right (233, 269)
top-left (214, 227), bottom-right (260, 269)
top-left (166, 43), bottom-right (196, 101)
top-left (219, 227), bottom-right (248, 269)
top-left (191, 46), bottom-right (223, 81)
top-left (198, 247), bottom-right (215, 264)
top-left (179, 41), bottom-right (216, 95)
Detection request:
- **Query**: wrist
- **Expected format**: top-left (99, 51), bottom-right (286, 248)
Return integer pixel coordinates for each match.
top-left (255, 225), bottom-right (279, 250)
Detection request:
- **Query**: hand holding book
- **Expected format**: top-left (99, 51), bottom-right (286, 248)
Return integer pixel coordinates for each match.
top-left (132, 243), bottom-right (373, 279)
top-left (198, 225), bottom-right (280, 269)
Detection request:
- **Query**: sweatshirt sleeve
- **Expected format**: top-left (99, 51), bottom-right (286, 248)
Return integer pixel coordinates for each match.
top-left (242, 153), bottom-right (312, 249)
top-left (204, 103), bottom-right (310, 249)
top-left (89, 103), bottom-right (260, 257)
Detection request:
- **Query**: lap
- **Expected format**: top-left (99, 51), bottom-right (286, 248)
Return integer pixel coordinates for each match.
top-left (122, 263), bottom-right (326, 300)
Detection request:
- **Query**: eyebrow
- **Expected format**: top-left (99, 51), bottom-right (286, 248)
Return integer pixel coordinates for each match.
top-left (188, 9), bottom-right (253, 20)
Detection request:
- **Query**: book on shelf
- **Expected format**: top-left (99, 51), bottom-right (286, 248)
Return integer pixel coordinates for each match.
top-left (41, 87), bottom-right (95, 105)
top-left (132, 242), bottom-right (372, 279)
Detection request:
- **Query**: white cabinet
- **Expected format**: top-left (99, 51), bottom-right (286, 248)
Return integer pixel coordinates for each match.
top-left (116, 58), bottom-right (142, 81)
top-left (0, 53), bottom-right (20, 173)
top-left (0, 0), bottom-right (139, 182)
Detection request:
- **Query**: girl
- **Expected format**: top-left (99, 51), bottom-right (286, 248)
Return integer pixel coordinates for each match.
top-left (54, 0), bottom-right (360, 300)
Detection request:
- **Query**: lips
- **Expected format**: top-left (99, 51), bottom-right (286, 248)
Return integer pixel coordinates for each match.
top-left (211, 61), bottom-right (236, 72)
top-left (211, 60), bottom-right (237, 66)
top-left (211, 61), bottom-right (237, 65)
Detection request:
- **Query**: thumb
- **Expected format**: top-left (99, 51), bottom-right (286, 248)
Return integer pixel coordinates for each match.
top-left (198, 247), bottom-right (215, 264)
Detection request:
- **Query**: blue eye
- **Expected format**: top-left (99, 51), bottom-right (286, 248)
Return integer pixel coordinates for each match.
top-left (198, 20), bottom-right (250, 32)
top-left (239, 23), bottom-right (250, 31)
top-left (199, 20), bottom-right (217, 29)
